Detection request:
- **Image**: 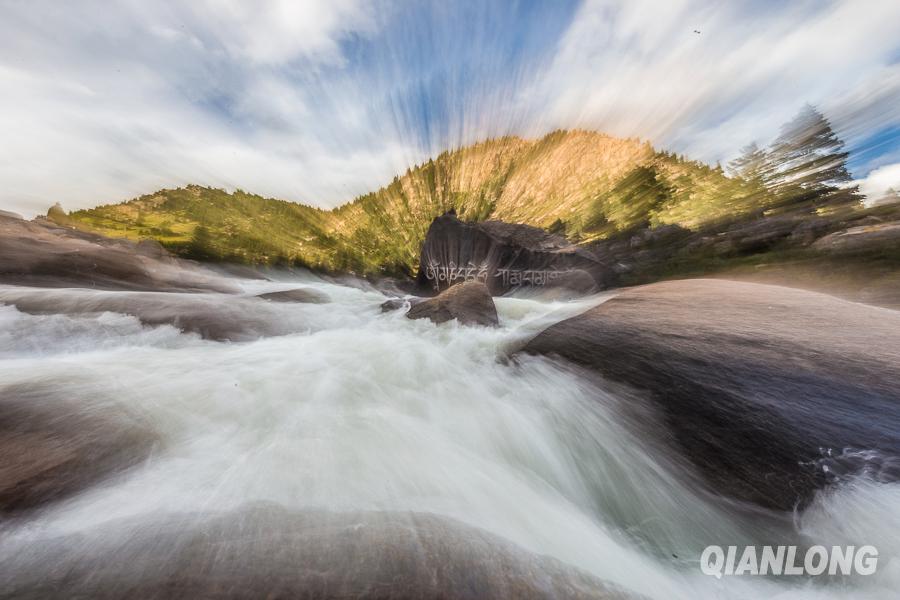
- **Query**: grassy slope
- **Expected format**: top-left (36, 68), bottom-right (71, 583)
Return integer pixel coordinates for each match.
top-left (60, 130), bottom-right (769, 276)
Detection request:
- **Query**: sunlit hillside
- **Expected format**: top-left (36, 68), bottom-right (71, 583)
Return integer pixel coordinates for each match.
top-left (58, 130), bottom-right (768, 275)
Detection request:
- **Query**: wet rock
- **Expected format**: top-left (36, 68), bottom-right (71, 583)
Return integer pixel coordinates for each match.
top-left (0, 506), bottom-right (639, 599)
top-left (0, 383), bottom-right (157, 515)
top-left (521, 279), bottom-right (900, 512)
top-left (380, 297), bottom-right (423, 312)
top-left (380, 298), bottom-right (407, 312)
top-left (416, 212), bottom-right (606, 295)
top-left (407, 281), bottom-right (498, 327)
top-left (0, 287), bottom-right (310, 342)
top-left (257, 288), bottom-right (330, 304)
top-left (0, 213), bottom-right (236, 293)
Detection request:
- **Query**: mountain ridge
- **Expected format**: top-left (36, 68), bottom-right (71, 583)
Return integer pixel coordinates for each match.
top-left (53, 129), bottom-right (768, 276)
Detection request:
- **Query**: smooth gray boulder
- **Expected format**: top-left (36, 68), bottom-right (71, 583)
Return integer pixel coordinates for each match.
top-left (0, 287), bottom-right (311, 342)
top-left (257, 288), bottom-right (330, 304)
top-left (0, 382), bottom-right (157, 515)
top-left (812, 221), bottom-right (900, 254)
top-left (521, 279), bottom-right (900, 512)
top-left (0, 506), bottom-right (640, 599)
top-left (406, 281), bottom-right (498, 327)
top-left (0, 212), bottom-right (236, 293)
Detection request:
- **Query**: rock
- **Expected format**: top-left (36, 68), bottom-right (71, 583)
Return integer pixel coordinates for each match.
top-left (788, 218), bottom-right (832, 245)
top-left (0, 287), bottom-right (313, 342)
top-left (626, 224), bottom-right (689, 250)
top-left (211, 263), bottom-right (272, 280)
top-left (811, 221), bottom-right (900, 254)
top-left (406, 281), bottom-right (498, 327)
top-left (134, 238), bottom-right (169, 259)
top-left (723, 215), bottom-right (800, 254)
top-left (0, 382), bottom-right (157, 515)
top-left (380, 297), bottom-right (423, 312)
top-left (0, 506), bottom-right (639, 599)
top-left (521, 279), bottom-right (900, 512)
top-left (416, 212), bottom-right (606, 295)
top-left (257, 288), bottom-right (330, 304)
top-left (0, 213), bottom-right (236, 293)
top-left (381, 298), bottom-right (407, 312)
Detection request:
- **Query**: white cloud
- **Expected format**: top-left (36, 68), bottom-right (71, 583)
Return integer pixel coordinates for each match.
top-left (0, 0), bottom-right (408, 218)
top-left (0, 0), bottom-right (898, 218)
top-left (189, 0), bottom-right (376, 65)
top-left (522, 0), bottom-right (900, 168)
top-left (857, 163), bottom-right (900, 205)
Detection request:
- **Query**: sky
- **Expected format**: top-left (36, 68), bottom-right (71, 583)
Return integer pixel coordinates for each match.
top-left (2, 0), bottom-right (900, 218)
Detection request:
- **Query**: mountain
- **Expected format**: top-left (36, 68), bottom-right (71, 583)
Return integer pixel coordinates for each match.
top-left (54, 130), bottom-right (768, 276)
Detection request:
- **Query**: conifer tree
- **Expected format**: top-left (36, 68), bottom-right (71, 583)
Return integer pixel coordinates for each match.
top-left (728, 142), bottom-right (768, 184)
top-left (765, 105), bottom-right (861, 211)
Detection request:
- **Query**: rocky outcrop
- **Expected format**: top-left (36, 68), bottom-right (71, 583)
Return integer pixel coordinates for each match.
top-left (406, 281), bottom-right (498, 327)
top-left (0, 506), bottom-right (638, 599)
top-left (257, 288), bottom-right (330, 304)
top-left (416, 212), bottom-right (606, 296)
top-left (521, 279), bottom-right (900, 512)
top-left (812, 221), bottom-right (900, 254)
top-left (0, 212), bottom-right (236, 292)
top-left (0, 383), bottom-right (157, 515)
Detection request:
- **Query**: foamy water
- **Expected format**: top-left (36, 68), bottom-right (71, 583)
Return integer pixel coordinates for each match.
top-left (1, 275), bottom-right (898, 599)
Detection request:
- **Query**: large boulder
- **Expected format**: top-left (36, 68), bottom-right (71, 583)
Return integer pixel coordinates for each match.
top-left (0, 506), bottom-right (638, 599)
top-left (0, 287), bottom-right (313, 342)
top-left (406, 281), bottom-right (498, 327)
top-left (521, 279), bottom-right (900, 512)
top-left (812, 221), bottom-right (900, 254)
top-left (0, 382), bottom-right (157, 515)
top-left (0, 212), bottom-right (236, 292)
top-left (416, 212), bottom-right (606, 296)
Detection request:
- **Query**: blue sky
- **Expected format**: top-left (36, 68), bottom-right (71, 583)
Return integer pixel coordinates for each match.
top-left (2, 0), bottom-right (899, 217)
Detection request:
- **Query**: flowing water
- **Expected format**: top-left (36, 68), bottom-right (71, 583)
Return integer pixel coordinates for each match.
top-left (1, 274), bottom-right (898, 599)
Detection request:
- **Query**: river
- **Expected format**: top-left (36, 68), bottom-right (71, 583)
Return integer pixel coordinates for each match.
top-left (1, 274), bottom-right (898, 598)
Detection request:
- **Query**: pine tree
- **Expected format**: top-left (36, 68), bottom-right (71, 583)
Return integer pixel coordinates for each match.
top-left (765, 105), bottom-right (861, 211)
top-left (188, 225), bottom-right (216, 260)
top-left (728, 142), bottom-right (768, 184)
top-left (588, 166), bottom-right (673, 233)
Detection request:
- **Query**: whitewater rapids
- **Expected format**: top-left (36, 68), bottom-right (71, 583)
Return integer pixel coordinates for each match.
top-left (1, 274), bottom-right (898, 599)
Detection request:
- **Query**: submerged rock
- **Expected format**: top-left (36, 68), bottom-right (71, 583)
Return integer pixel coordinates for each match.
top-left (406, 281), bottom-right (498, 327)
top-left (521, 279), bottom-right (900, 512)
top-left (380, 297), bottom-right (423, 312)
top-left (0, 383), bottom-right (157, 515)
top-left (257, 288), bottom-right (330, 304)
top-left (380, 298), bottom-right (407, 312)
top-left (0, 506), bottom-right (639, 599)
top-left (416, 212), bottom-right (606, 296)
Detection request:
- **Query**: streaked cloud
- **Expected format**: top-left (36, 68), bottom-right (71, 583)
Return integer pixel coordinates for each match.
top-left (1, 0), bottom-right (898, 217)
